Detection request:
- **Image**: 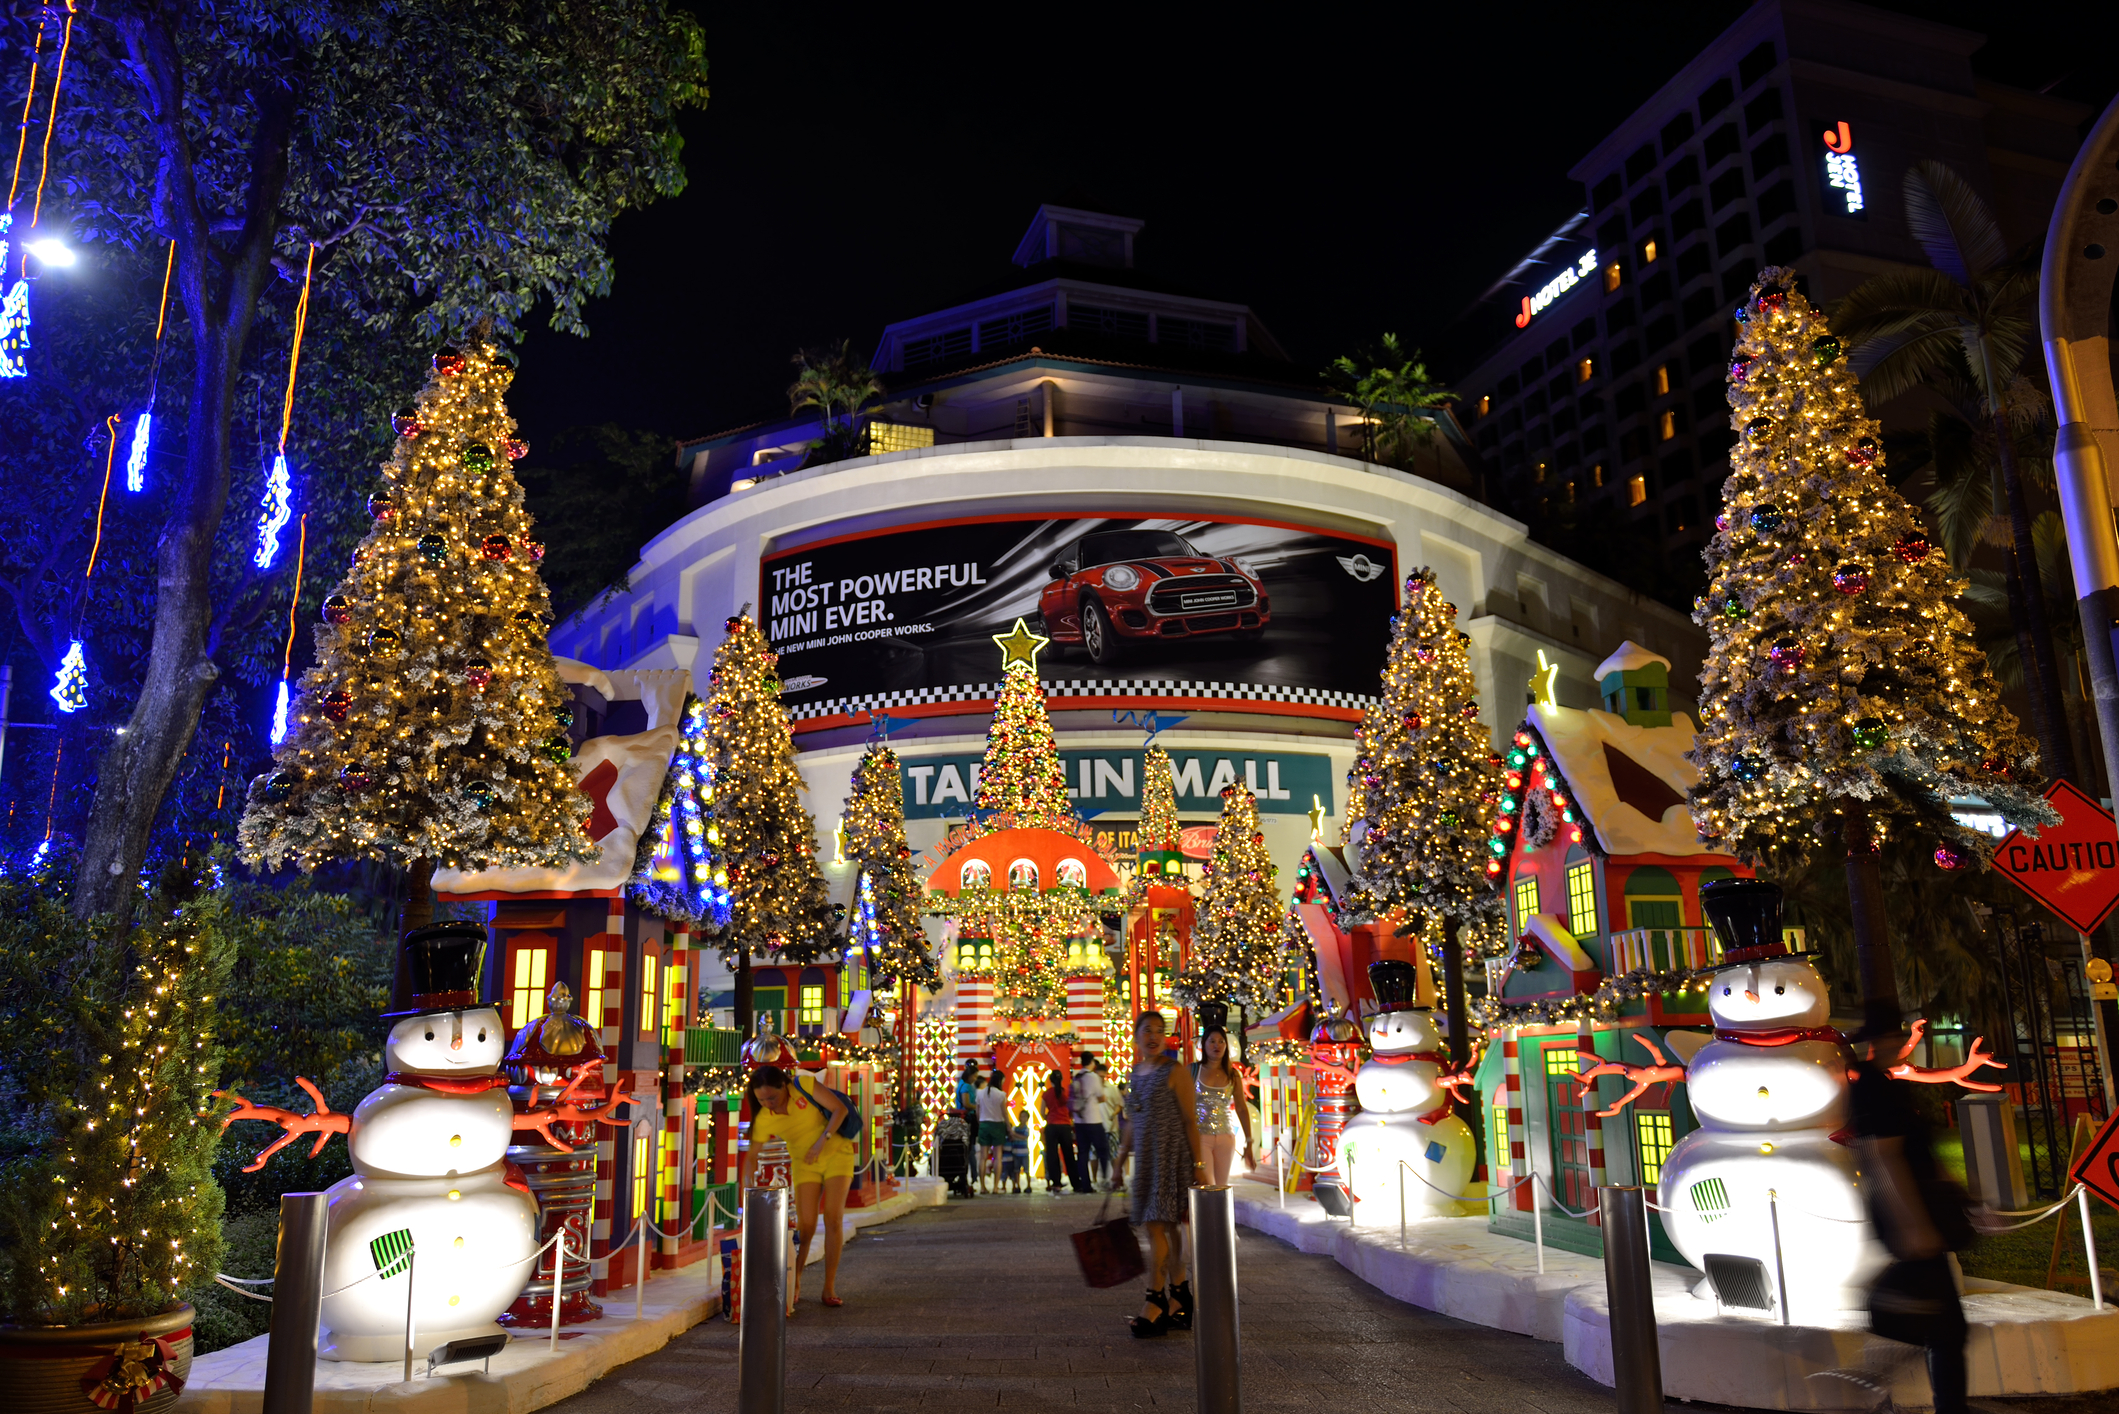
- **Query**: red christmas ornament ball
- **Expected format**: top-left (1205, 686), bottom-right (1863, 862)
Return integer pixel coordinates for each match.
top-left (433, 350), bottom-right (467, 376)
top-left (1893, 535), bottom-right (1930, 564)
top-left (465, 658), bottom-right (493, 689)
top-left (1934, 846), bottom-right (1968, 871)
top-left (1831, 564), bottom-right (1871, 596)
top-left (480, 534), bottom-right (511, 560)
top-left (391, 409), bottom-right (424, 437)
top-left (322, 690), bottom-right (352, 721)
top-left (506, 438), bottom-right (529, 461)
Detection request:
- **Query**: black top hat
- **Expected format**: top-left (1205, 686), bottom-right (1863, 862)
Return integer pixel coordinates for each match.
top-left (1700, 877), bottom-right (1784, 958)
top-left (1368, 959), bottom-right (1420, 1011)
top-left (384, 921), bottom-right (489, 1019)
top-left (1196, 1000), bottom-right (1230, 1032)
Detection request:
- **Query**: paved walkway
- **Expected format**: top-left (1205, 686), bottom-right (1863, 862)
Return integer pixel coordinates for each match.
top-left (537, 1192), bottom-right (1690, 1412)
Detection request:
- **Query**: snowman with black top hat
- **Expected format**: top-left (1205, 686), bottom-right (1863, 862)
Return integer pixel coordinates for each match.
top-left (1337, 958), bottom-right (1477, 1222)
top-left (221, 922), bottom-right (630, 1360)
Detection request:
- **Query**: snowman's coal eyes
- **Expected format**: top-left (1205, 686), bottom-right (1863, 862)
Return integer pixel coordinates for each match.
top-left (477, 1029), bottom-right (488, 1043)
top-left (1722, 986), bottom-right (1731, 995)
top-left (1774, 985), bottom-right (1785, 995)
top-left (424, 1030), bottom-right (436, 1041)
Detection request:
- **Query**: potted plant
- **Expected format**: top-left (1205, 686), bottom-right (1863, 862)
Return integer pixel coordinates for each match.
top-left (0, 867), bottom-right (231, 1414)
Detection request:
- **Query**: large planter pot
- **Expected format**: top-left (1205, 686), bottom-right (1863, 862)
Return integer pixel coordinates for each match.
top-left (0, 1304), bottom-right (195, 1414)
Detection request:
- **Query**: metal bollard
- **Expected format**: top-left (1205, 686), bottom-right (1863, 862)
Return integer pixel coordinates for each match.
top-left (401, 1244), bottom-right (418, 1384)
top-left (1767, 1189), bottom-right (1791, 1326)
top-left (261, 1192), bottom-right (329, 1414)
top-left (1598, 1186), bottom-right (1663, 1414)
top-left (2082, 1188), bottom-right (2106, 1311)
top-left (1189, 1185), bottom-right (1243, 1414)
top-left (738, 1188), bottom-right (789, 1414)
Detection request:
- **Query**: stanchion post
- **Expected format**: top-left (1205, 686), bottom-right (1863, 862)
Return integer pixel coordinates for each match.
top-left (1767, 1189), bottom-right (1791, 1326)
top-left (550, 1232), bottom-right (566, 1352)
top-left (401, 1244), bottom-right (418, 1385)
top-left (1190, 1185), bottom-right (1242, 1414)
top-left (738, 1188), bottom-right (789, 1414)
top-left (261, 1192), bottom-right (328, 1414)
top-left (636, 1214), bottom-right (648, 1323)
top-left (1598, 1186), bottom-right (1663, 1414)
top-left (2082, 1187), bottom-right (2106, 1311)
top-left (1532, 1174), bottom-right (1546, 1275)
top-left (1399, 1163), bottom-right (1407, 1246)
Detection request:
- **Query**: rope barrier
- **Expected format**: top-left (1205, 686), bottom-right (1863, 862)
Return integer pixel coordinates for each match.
top-left (213, 1276), bottom-right (275, 1302)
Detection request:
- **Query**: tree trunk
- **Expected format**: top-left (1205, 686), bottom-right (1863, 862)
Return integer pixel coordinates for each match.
top-left (1442, 915), bottom-right (1468, 1072)
top-left (70, 20), bottom-right (298, 920)
top-left (1995, 411), bottom-right (2077, 783)
top-left (734, 947), bottom-right (753, 1040)
top-left (1842, 801), bottom-right (1899, 1023)
top-left (386, 858), bottom-right (435, 1012)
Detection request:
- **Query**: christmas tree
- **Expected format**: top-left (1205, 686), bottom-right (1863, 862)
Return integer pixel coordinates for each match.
top-left (1344, 567), bottom-right (1504, 1060)
top-left (626, 694), bottom-right (731, 926)
top-left (843, 744), bottom-right (936, 989)
top-left (972, 619), bottom-right (1076, 833)
top-left (1691, 268), bottom-right (2055, 1012)
top-left (1129, 744), bottom-right (1185, 899)
top-left (1175, 783), bottom-right (1284, 1018)
top-left (240, 343), bottom-right (594, 874)
top-left (696, 612), bottom-right (834, 967)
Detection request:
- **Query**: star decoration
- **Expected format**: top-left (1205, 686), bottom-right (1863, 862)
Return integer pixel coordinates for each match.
top-left (991, 617), bottom-right (1050, 670)
top-left (1308, 794), bottom-right (1327, 841)
top-left (1529, 649), bottom-right (1559, 710)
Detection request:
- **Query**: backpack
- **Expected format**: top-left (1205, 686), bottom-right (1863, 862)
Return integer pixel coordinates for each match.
top-left (794, 1074), bottom-right (863, 1140)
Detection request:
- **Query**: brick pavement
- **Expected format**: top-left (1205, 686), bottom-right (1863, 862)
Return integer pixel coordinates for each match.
top-left (537, 1191), bottom-right (1712, 1412)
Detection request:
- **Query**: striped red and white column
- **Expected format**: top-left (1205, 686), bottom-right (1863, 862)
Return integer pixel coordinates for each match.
top-left (1580, 1019), bottom-right (1606, 1217)
top-left (1503, 1032), bottom-right (1530, 1212)
top-left (589, 900), bottom-right (625, 1293)
top-left (955, 977), bottom-right (992, 1063)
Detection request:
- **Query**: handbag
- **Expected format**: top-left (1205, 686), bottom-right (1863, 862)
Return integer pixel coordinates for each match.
top-left (794, 1075), bottom-right (863, 1140)
top-left (1070, 1193), bottom-right (1146, 1289)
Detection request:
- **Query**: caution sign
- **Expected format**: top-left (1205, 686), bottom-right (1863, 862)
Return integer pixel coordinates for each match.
top-left (1992, 780), bottom-right (2119, 935)
top-left (2070, 1108), bottom-right (2119, 1213)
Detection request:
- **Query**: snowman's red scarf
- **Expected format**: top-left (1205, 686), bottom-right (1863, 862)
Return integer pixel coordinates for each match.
top-left (384, 1072), bottom-right (512, 1094)
top-left (1365, 1050), bottom-right (1457, 1123)
top-left (1710, 1026), bottom-right (1844, 1048)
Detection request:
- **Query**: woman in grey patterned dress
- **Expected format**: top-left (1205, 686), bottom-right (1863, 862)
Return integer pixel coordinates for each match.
top-left (1121, 1010), bottom-right (1206, 1337)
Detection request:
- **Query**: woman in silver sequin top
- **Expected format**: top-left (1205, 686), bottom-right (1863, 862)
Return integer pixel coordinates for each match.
top-left (1191, 1024), bottom-right (1255, 1185)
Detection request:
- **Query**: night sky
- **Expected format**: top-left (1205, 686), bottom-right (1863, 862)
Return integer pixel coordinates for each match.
top-left (507, 1), bottom-right (2119, 454)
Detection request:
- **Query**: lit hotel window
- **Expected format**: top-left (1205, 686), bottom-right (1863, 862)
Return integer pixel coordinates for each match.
top-left (1533, 461), bottom-right (1548, 484)
top-left (868, 421), bottom-right (936, 455)
top-left (1591, 463), bottom-right (1606, 488)
top-left (1658, 409), bottom-right (1677, 441)
top-left (1641, 238), bottom-right (1659, 264)
top-left (1576, 357), bottom-right (1594, 383)
top-left (1476, 395), bottom-right (1492, 418)
top-left (1604, 262), bottom-right (1623, 292)
top-left (1564, 480), bottom-right (1576, 503)
top-left (1654, 364), bottom-right (1671, 396)
top-left (1627, 475), bottom-right (1648, 507)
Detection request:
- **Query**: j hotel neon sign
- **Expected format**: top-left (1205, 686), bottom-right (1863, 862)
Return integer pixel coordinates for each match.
top-left (1514, 249), bottom-right (1599, 328)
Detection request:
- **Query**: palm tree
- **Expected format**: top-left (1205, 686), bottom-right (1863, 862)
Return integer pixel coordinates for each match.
top-left (1832, 160), bottom-right (2077, 783)
top-left (788, 341), bottom-right (884, 465)
top-left (1323, 334), bottom-right (1454, 472)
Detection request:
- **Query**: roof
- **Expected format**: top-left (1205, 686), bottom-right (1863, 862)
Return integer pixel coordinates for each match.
top-left (1593, 640), bottom-right (1672, 679)
top-left (1527, 702), bottom-right (1711, 857)
top-left (434, 661), bottom-right (692, 897)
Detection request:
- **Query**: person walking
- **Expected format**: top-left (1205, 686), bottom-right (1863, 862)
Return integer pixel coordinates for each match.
top-left (1072, 1056), bottom-right (1113, 1188)
top-left (953, 1060), bottom-right (984, 1196)
top-left (739, 1064), bottom-right (856, 1312)
top-left (975, 1069), bottom-right (1015, 1194)
top-left (1040, 1071), bottom-right (1091, 1192)
top-left (1849, 1006), bottom-right (1976, 1414)
top-left (1192, 1023), bottom-right (1256, 1185)
top-left (1118, 1010), bottom-right (1206, 1338)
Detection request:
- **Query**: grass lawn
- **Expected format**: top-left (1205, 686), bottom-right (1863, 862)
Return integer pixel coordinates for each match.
top-left (1933, 1132), bottom-right (2117, 1296)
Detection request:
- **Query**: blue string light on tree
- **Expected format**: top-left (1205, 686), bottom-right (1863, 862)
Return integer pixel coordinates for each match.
top-left (627, 694), bottom-right (732, 924)
top-left (0, 215), bottom-right (28, 380)
top-left (124, 412), bottom-right (151, 493)
top-left (253, 452), bottom-right (293, 569)
top-left (50, 639), bottom-right (86, 713)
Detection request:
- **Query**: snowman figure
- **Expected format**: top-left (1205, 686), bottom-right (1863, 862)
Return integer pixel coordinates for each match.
top-left (1585, 878), bottom-right (1999, 1322)
top-left (222, 923), bottom-right (630, 1361)
top-left (1337, 960), bottom-right (1477, 1222)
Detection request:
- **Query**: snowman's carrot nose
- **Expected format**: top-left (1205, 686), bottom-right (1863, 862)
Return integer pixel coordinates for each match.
top-left (1744, 989), bottom-right (1760, 1003)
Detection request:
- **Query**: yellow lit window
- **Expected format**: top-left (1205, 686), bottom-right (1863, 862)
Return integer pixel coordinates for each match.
top-left (632, 1131), bottom-right (651, 1219)
top-left (1658, 409), bottom-right (1677, 441)
top-left (1476, 394), bottom-right (1491, 418)
top-left (1653, 364), bottom-right (1670, 396)
top-left (1576, 356), bottom-right (1593, 383)
top-left (799, 984), bottom-right (825, 1025)
top-left (640, 952), bottom-right (659, 1037)
top-left (1566, 860), bottom-right (1597, 935)
top-left (1637, 1111), bottom-right (1675, 1183)
top-left (1513, 874), bottom-right (1540, 932)
top-left (584, 948), bottom-right (607, 1031)
top-left (1492, 1102), bottom-right (1511, 1166)
top-left (1543, 1042), bottom-right (1580, 1077)
top-left (1591, 463), bottom-right (1606, 488)
top-left (1533, 461), bottom-right (1548, 484)
top-left (1604, 261), bottom-right (1622, 292)
top-left (1641, 238), bottom-right (1659, 264)
top-left (511, 947), bottom-right (548, 1030)
top-left (868, 420), bottom-right (936, 455)
top-left (1627, 474), bottom-right (1648, 507)
top-left (1564, 479), bottom-right (1576, 503)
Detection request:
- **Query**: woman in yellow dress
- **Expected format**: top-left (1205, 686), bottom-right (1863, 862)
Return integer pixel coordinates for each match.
top-left (739, 1063), bottom-right (857, 1311)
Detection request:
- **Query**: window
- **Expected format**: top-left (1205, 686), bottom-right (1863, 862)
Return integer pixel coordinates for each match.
top-left (509, 944), bottom-right (550, 1030)
top-left (1743, 88), bottom-right (1783, 133)
top-left (1493, 1101), bottom-right (1512, 1168)
top-left (1610, 339), bottom-right (1640, 372)
top-left (1644, 314), bottom-right (1678, 351)
top-left (868, 421), bottom-right (935, 455)
top-left (584, 947), bottom-right (607, 1031)
top-left (1008, 858), bottom-right (1039, 890)
top-left (1715, 212), bottom-right (1753, 258)
top-left (1070, 303), bottom-right (1149, 340)
top-left (955, 938), bottom-right (995, 971)
top-left (1629, 187), bottom-right (1662, 225)
top-left (1640, 238), bottom-right (1659, 265)
top-left (1604, 261), bottom-right (1623, 292)
top-left (961, 859), bottom-right (992, 890)
top-left (1592, 173), bottom-right (1622, 211)
top-left (901, 327), bottom-right (971, 369)
top-left (1721, 262), bottom-right (1758, 302)
top-left (1750, 134), bottom-right (1789, 180)
top-left (1698, 76), bottom-right (1735, 120)
top-left (1476, 395), bottom-right (1491, 418)
top-left (1576, 357), bottom-right (1594, 384)
top-left (1709, 167), bottom-right (1746, 211)
top-left (1544, 337), bottom-right (1571, 368)
top-left (1625, 143), bottom-right (1658, 185)
top-left (1665, 155), bottom-right (1700, 195)
top-left (1591, 463), bottom-right (1606, 489)
top-left (1614, 383), bottom-right (1646, 418)
top-left (640, 951), bottom-right (659, 1037)
top-left (1704, 122), bottom-right (1740, 167)
top-left (1627, 475), bottom-right (1648, 507)
top-left (1566, 859), bottom-right (1597, 934)
top-left (1653, 364), bottom-right (1672, 396)
top-left (1660, 112), bottom-right (1695, 155)
top-left (1636, 1111), bottom-right (1676, 1184)
top-left (977, 305), bottom-right (1053, 349)
top-left (1764, 227), bottom-right (1806, 266)
top-left (1533, 461), bottom-right (1548, 485)
top-left (1544, 1042), bottom-right (1581, 1078)
top-left (1757, 179), bottom-right (1795, 227)
top-left (1499, 373), bottom-right (1521, 396)
top-left (1671, 197), bottom-right (1705, 240)
top-left (1159, 316), bottom-right (1237, 352)
top-left (1677, 244), bottom-right (1713, 287)
top-left (1057, 858), bottom-right (1088, 888)
top-left (1513, 874), bottom-right (1540, 932)
top-left (1738, 40), bottom-right (1777, 89)
top-left (632, 1131), bottom-right (651, 1222)
top-left (798, 983), bottom-right (825, 1025)
top-left (1572, 317), bottom-right (1598, 349)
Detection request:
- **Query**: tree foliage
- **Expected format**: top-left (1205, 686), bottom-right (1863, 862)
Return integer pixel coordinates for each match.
top-left (1323, 333), bottom-right (1452, 469)
top-left (518, 424), bottom-right (686, 622)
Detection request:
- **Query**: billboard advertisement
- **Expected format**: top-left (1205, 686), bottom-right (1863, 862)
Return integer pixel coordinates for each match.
top-left (761, 515), bottom-right (1396, 731)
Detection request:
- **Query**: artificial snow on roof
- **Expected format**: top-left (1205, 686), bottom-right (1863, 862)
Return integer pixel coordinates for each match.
top-left (1592, 640), bottom-right (1672, 680)
top-left (1529, 702), bottom-right (1710, 857)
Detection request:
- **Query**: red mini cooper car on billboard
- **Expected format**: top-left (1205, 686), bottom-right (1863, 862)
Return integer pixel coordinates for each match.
top-left (1036, 529), bottom-right (1269, 665)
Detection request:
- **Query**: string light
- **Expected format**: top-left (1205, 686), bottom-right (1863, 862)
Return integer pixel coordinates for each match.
top-left (253, 244), bottom-right (314, 570)
top-left (1173, 781), bottom-right (1284, 1016)
top-left (269, 515), bottom-right (307, 747)
top-left (50, 638), bottom-right (85, 713)
top-left (629, 694), bottom-right (731, 924)
top-left (125, 241), bottom-right (176, 493)
top-left (842, 743), bottom-right (936, 989)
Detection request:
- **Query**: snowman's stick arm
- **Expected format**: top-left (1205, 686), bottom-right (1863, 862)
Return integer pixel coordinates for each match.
top-left (1573, 1035), bottom-right (1684, 1118)
top-left (1890, 1033), bottom-right (2006, 1092)
top-left (210, 1078), bottom-right (351, 1172)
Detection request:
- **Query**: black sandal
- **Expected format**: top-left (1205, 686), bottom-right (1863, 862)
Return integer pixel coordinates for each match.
top-left (1129, 1287), bottom-right (1171, 1338)
top-left (1168, 1280), bottom-right (1194, 1331)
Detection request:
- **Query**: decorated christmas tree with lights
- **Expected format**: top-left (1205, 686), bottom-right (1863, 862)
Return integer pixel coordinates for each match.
top-left (239, 343), bottom-right (594, 874)
top-left (1129, 745), bottom-right (1185, 898)
top-left (844, 744), bottom-right (937, 989)
top-left (1690, 270), bottom-right (2053, 870)
top-left (626, 694), bottom-right (731, 925)
top-left (1175, 782), bottom-right (1284, 1018)
top-left (696, 612), bottom-right (835, 965)
top-left (971, 620), bottom-right (1077, 833)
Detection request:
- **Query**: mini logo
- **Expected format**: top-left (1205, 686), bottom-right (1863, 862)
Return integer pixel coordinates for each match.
top-left (1336, 553), bottom-right (1387, 582)
top-left (780, 674), bottom-right (827, 693)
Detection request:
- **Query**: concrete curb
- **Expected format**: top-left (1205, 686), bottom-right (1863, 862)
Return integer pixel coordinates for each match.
top-left (176, 1177), bottom-right (947, 1414)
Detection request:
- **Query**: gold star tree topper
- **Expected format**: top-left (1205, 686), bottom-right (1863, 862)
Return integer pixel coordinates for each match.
top-left (992, 617), bottom-right (1049, 670)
